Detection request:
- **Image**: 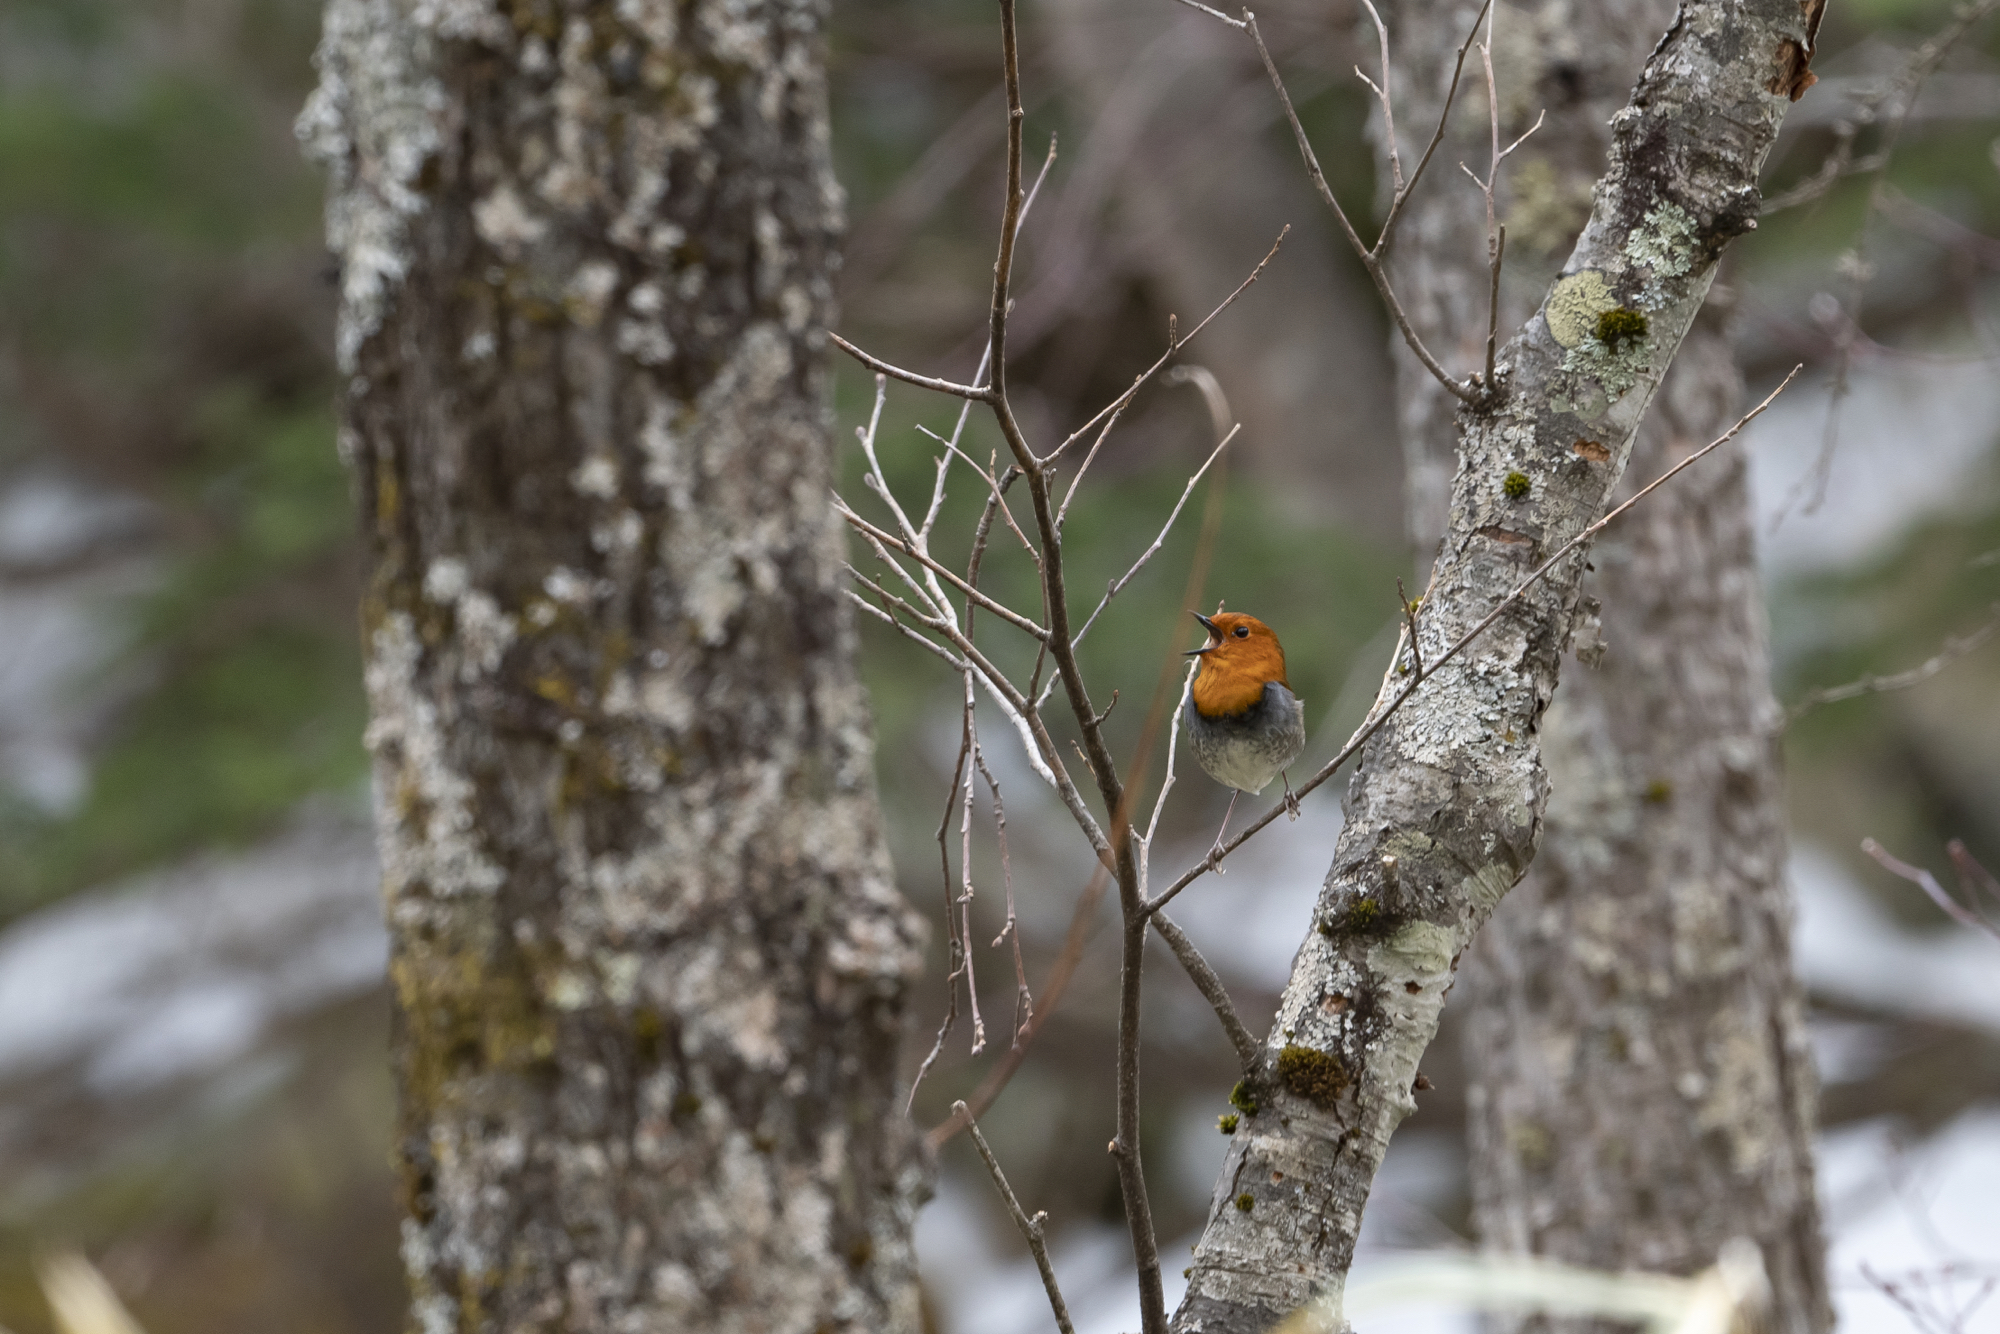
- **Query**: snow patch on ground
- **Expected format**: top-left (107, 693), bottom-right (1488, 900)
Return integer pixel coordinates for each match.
top-left (0, 804), bottom-right (382, 1093)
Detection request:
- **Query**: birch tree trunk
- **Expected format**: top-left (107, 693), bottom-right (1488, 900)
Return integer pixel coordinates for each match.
top-left (298, 2), bottom-right (928, 1330)
top-left (1171, 0), bottom-right (1823, 1325)
top-left (1377, 3), bottom-right (1829, 1328)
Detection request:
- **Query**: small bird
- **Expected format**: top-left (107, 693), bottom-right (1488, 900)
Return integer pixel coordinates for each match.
top-left (1183, 610), bottom-right (1306, 858)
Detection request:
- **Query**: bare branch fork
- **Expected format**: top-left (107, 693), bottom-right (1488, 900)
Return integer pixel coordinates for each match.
top-left (1173, 0), bottom-right (1527, 404)
top-left (957, 1103), bottom-right (1078, 1334)
top-left (1458, 1), bottom-right (1544, 390)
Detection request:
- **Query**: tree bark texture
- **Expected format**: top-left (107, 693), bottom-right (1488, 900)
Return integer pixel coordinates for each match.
top-left (1170, 0), bottom-right (1821, 1326)
top-left (1377, 2), bottom-right (1830, 1331)
top-left (298, 3), bottom-right (928, 1331)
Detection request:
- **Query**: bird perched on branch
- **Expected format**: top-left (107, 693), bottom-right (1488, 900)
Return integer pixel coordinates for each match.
top-left (1183, 610), bottom-right (1306, 858)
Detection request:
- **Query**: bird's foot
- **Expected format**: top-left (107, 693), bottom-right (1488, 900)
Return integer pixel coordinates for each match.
top-left (1283, 773), bottom-right (1301, 821)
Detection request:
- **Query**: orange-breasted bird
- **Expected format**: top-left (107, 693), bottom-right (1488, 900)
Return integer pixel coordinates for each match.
top-left (1183, 610), bottom-right (1306, 855)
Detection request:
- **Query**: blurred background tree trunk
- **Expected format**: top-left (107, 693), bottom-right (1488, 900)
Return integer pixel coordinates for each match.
top-left (299, 1), bottom-right (928, 1330)
top-left (1375, 1), bottom-right (1832, 1328)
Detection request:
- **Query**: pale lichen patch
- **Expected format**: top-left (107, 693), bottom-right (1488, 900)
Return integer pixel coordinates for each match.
top-left (1623, 201), bottom-right (1700, 289)
top-left (1543, 270), bottom-right (1616, 348)
top-left (472, 182), bottom-right (547, 256)
top-left (296, 0), bottom-right (447, 373)
top-left (364, 613), bottom-right (504, 897)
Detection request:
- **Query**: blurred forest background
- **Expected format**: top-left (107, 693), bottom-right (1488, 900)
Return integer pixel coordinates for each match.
top-left (0, 0), bottom-right (1995, 1330)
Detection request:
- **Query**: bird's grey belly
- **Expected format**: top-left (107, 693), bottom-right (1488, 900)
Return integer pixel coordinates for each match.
top-left (1184, 683), bottom-right (1306, 795)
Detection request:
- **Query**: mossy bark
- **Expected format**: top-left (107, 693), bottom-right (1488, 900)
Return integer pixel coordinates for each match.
top-left (1376, 1), bottom-right (1829, 1329)
top-left (1170, 0), bottom-right (1822, 1327)
top-left (299, 2), bottom-right (927, 1330)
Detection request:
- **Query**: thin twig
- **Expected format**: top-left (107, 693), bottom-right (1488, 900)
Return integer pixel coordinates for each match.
top-left (1151, 911), bottom-right (1260, 1070)
top-left (1786, 602), bottom-right (2000, 724)
top-left (927, 867), bottom-right (1113, 1150)
top-left (1370, 0), bottom-right (1493, 247)
top-left (1057, 423), bottom-right (1240, 683)
top-left (1144, 661), bottom-right (1201, 850)
top-left (1048, 228), bottom-right (1287, 463)
top-left (846, 589), bottom-right (971, 672)
top-left (1952, 840), bottom-right (2000, 917)
top-left (1861, 838), bottom-right (2000, 941)
top-left (916, 424), bottom-right (1040, 559)
top-left (957, 689), bottom-right (988, 1055)
top-left (837, 501), bottom-right (1050, 640)
top-left (976, 746), bottom-right (1034, 1046)
top-left (909, 707), bottom-right (975, 1111)
top-left (830, 332), bottom-right (993, 401)
top-left (1461, 12), bottom-right (1541, 393)
top-left (1145, 366), bottom-right (1803, 916)
top-left (955, 1102), bottom-right (1079, 1334)
top-left (1167, 0), bottom-right (1246, 28)
top-left (1054, 398), bottom-right (1132, 527)
top-left (845, 560), bottom-right (1065, 793)
top-left (1243, 10), bottom-right (1483, 405)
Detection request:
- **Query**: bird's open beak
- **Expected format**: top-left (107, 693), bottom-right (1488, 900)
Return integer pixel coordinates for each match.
top-left (1186, 610), bottom-right (1220, 656)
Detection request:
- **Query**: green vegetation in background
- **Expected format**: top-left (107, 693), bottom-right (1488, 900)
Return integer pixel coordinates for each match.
top-left (0, 0), bottom-right (361, 920)
top-left (1779, 454), bottom-right (2000, 921)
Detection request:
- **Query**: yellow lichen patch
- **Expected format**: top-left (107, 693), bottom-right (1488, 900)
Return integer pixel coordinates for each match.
top-left (1544, 270), bottom-right (1618, 349)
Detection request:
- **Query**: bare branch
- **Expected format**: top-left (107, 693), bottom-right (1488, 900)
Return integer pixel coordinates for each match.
top-left (975, 747), bottom-right (1034, 1046)
top-left (1167, 0), bottom-right (1247, 29)
top-left (1054, 398), bottom-right (1132, 526)
top-left (1050, 228), bottom-right (1288, 463)
top-left (956, 1103), bottom-right (1078, 1334)
top-left (927, 867), bottom-right (1113, 1151)
top-left (1785, 602), bottom-right (2000, 724)
top-left (845, 589), bottom-right (971, 673)
top-left (837, 500), bottom-right (1050, 641)
top-left (1243, 12), bottom-right (1482, 405)
top-left (1151, 911), bottom-right (1260, 1070)
top-left (1065, 424), bottom-right (1240, 658)
top-left (920, 344), bottom-right (995, 544)
top-left (829, 332), bottom-right (994, 401)
top-left (916, 424), bottom-right (1039, 559)
top-left (909, 713), bottom-right (975, 1111)
top-left (958, 695), bottom-right (988, 1056)
top-left (1358, 0), bottom-right (1403, 195)
top-left (1143, 660), bottom-right (1202, 850)
top-left (1374, 0), bottom-right (1495, 247)
top-left (1862, 838), bottom-right (2000, 941)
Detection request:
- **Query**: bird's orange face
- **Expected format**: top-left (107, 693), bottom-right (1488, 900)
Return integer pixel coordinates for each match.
top-left (1188, 612), bottom-right (1289, 718)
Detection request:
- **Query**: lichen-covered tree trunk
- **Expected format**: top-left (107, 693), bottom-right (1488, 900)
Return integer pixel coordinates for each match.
top-left (297, 2), bottom-right (928, 1330)
top-left (1377, 3), bottom-right (1829, 1328)
top-left (1170, 0), bottom-right (1821, 1326)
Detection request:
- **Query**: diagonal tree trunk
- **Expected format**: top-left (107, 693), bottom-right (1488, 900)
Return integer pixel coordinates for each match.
top-left (298, 1), bottom-right (928, 1329)
top-left (1170, 0), bottom-right (1823, 1326)
top-left (1376, 2), bottom-right (1829, 1328)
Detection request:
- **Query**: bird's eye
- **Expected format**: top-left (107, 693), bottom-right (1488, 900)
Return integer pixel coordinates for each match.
top-left (1232, 625), bottom-right (1250, 638)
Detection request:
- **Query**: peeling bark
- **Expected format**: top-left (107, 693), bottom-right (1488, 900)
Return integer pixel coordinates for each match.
top-left (1171, 0), bottom-right (1819, 1326)
top-left (298, 2), bottom-right (928, 1330)
top-left (1375, 2), bottom-right (1830, 1331)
